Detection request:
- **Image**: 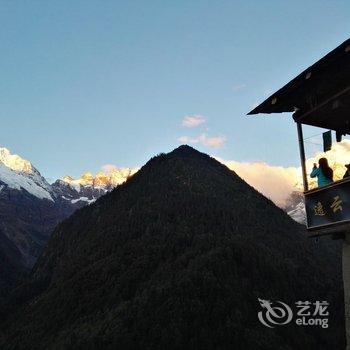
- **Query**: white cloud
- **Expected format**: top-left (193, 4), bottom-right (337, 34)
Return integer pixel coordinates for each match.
top-left (178, 136), bottom-right (194, 143)
top-left (305, 139), bottom-right (350, 185)
top-left (178, 133), bottom-right (227, 148)
top-left (100, 164), bottom-right (140, 177)
top-left (216, 139), bottom-right (350, 207)
top-left (101, 164), bottom-right (118, 174)
top-left (217, 158), bottom-right (300, 207)
top-left (232, 84), bottom-right (246, 92)
top-left (182, 115), bottom-right (206, 128)
top-left (200, 134), bottom-right (226, 148)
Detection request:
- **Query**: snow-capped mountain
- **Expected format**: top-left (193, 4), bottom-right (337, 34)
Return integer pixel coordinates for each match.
top-left (0, 147), bottom-right (138, 274)
top-left (283, 191), bottom-right (306, 225)
top-left (0, 147), bottom-right (32, 173)
top-left (52, 167), bottom-right (138, 205)
top-left (0, 148), bottom-right (54, 201)
top-left (0, 148), bottom-right (72, 270)
top-left (62, 168), bottom-right (138, 188)
top-left (0, 145), bottom-right (306, 287)
top-left (0, 147), bottom-right (138, 206)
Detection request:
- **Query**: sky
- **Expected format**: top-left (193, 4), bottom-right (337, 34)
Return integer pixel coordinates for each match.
top-left (0, 1), bottom-right (349, 180)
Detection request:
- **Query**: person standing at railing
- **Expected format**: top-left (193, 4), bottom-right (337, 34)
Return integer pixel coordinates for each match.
top-left (310, 157), bottom-right (333, 188)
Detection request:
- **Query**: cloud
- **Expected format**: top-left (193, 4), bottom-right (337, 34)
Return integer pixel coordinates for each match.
top-left (217, 158), bottom-right (300, 207)
top-left (232, 84), bottom-right (246, 92)
top-left (101, 164), bottom-right (118, 174)
top-left (101, 163), bottom-right (140, 176)
top-left (97, 141), bottom-right (350, 209)
top-left (200, 134), bottom-right (227, 148)
top-left (216, 139), bottom-right (350, 208)
top-left (305, 139), bottom-right (350, 185)
top-left (178, 133), bottom-right (227, 148)
top-left (182, 115), bottom-right (206, 128)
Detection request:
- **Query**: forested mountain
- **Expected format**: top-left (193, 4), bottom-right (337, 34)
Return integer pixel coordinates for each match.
top-left (0, 148), bottom-right (72, 295)
top-left (0, 230), bottom-right (27, 299)
top-left (0, 145), bottom-right (344, 349)
top-left (0, 147), bottom-right (134, 295)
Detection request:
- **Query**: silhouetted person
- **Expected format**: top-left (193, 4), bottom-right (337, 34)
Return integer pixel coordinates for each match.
top-left (343, 164), bottom-right (350, 179)
top-left (310, 157), bottom-right (333, 188)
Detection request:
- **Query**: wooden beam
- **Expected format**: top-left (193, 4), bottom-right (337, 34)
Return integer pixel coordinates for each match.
top-left (294, 85), bottom-right (350, 123)
top-left (342, 233), bottom-right (350, 350)
top-left (297, 122), bottom-right (308, 192)
top-left (308, 221), bottom-right (350, 237)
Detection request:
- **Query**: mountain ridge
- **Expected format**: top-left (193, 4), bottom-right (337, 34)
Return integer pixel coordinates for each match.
top-left (0, 145), bottom-right (344, 349)
top-left (0, 147), bottom-right (136, 271)
top-left (0, 146), bottom-right (137, 203)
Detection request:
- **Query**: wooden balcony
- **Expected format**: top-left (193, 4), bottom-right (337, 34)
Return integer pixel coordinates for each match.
top-left (305, 177), bottom-right (350, 237)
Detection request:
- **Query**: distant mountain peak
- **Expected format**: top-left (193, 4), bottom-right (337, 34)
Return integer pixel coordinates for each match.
top-left (0, 147), bottom-right (33, 173)
top-left (0, 147), bottom-right (53, 202)
top-left (61, 167), bottom-right (139, 189)
top-left (8, 145), bottom-right (341, 350)
top-left (170, 144), bottom-right (204, 157)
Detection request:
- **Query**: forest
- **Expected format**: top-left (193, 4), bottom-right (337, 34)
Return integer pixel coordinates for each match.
top-left (0, 145), bottom-right (345, 349)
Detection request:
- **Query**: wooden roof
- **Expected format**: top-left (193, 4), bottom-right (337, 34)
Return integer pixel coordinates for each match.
top-left (248, 38), bottom-right (350, 134)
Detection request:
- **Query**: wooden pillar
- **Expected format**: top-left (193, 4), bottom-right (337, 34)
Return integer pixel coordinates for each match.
top-left (296, 122), bottom-right (308, 192)
top-left (343, 233), bottom-right (350, 349)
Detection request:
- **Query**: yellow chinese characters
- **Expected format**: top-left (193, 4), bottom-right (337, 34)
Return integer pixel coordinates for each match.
top-left (331, 196), bottom-right (343, 213)
top-left (314, 202), bottom-right (326, 216)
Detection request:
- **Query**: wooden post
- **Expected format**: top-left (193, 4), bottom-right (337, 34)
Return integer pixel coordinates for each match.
top-left (297, 122), bottom-right (308, 192)
top-left (343, 233), bottom-right (350, 349)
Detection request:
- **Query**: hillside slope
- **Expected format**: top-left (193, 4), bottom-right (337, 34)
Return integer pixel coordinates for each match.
top-left (0, 145), bottom-right (344, 349)
top-left (0, 147), bottom-right (136, 274)
top-left (0, 230), bottom-right (27, 300)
